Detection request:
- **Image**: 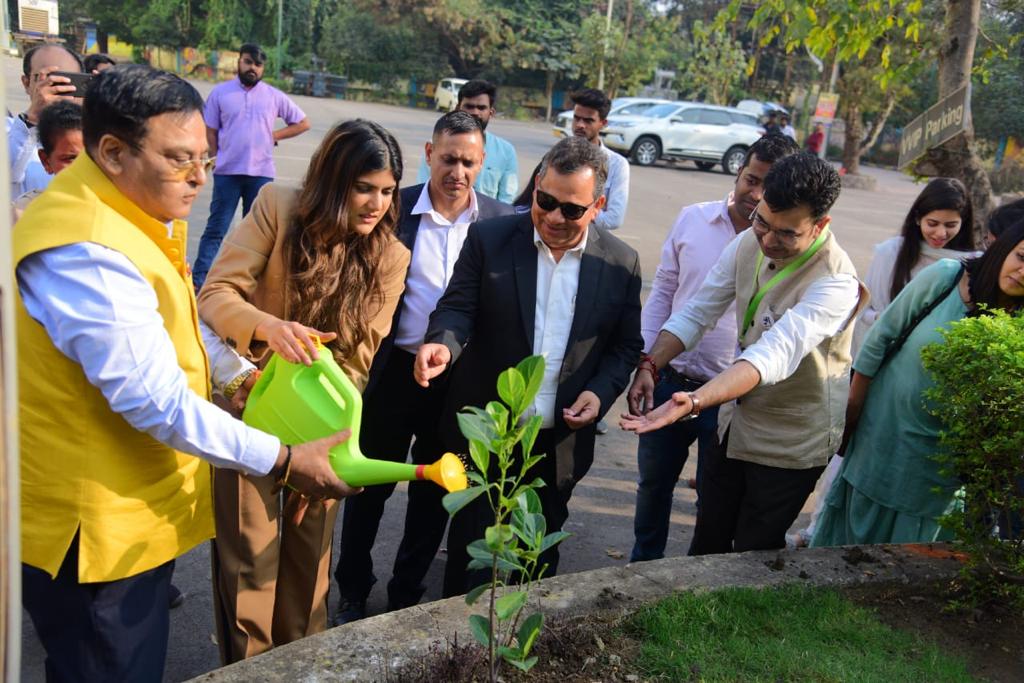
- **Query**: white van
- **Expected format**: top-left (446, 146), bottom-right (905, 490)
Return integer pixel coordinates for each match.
top-left (434, 78), bottom-right (468, 112)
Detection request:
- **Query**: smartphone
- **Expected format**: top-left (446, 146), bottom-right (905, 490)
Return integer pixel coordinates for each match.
top-left (49, 71), bottom-right (95, 98)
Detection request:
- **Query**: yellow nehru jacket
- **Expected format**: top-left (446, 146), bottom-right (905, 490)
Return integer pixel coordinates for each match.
top-left (13, 153), bottom-right (214, 583)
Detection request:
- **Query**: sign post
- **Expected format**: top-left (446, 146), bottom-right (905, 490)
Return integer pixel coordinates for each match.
top-left (898, 85), bottom-right (971, 169)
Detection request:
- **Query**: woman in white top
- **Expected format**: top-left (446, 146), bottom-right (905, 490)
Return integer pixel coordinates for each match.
top-left (854, 177), bottom-right (978, 353)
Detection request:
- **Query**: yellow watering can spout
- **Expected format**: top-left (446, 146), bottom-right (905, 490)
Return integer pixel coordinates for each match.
top-left (242, 346), bottom-right (467, 493)
top-left (418, 452), bottom-right (468, 492)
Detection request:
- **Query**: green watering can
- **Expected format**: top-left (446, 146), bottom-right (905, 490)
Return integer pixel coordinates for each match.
top-left (242, 338), bottom-right (467, 492)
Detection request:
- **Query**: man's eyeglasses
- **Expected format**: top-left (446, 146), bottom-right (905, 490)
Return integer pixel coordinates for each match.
top-left (166, 156), bottom-right (216, 180)
top-left (535, 189), bottom-right (596, 220)
top-left (749, 208), bottom-right (803, 246)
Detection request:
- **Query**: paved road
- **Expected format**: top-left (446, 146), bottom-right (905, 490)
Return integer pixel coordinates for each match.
top-left (6, 57), bottom-right (924, 681)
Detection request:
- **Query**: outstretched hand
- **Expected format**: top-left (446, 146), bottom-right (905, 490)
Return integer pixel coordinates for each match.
top-left (620, 391), bottom-right (696, 434)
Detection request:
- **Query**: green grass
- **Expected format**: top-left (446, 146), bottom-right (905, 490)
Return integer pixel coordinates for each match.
top-left (624, 584), bottom-right (976, 682)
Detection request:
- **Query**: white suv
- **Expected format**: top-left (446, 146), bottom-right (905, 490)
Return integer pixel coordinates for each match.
top-left (602, 102), bottom-right (763, 174)
top-left (552, 97), bottom-right (671, 138)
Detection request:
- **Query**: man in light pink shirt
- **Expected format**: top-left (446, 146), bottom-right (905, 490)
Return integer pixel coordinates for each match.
top-left (193, 43), bottom-right (310, 289)
top-left (625, 134), bottom-right (800, 562)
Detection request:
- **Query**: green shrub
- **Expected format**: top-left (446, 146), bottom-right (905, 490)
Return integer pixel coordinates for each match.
top-left (921, 309), bottom-right (1024, 606)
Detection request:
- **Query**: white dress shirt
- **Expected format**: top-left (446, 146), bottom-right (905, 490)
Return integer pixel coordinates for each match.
top-left (661, 231), bottom-right (860, 386)
top-left (642, 195), bottom-right (739, 381)
top-left (529, 228), bottom-right (587, 427)
top-left (592, 141), bottom-right (630, 231)
top-left (16, 241), bottom-right (280, 476)
top-left (8, 115), bottom-right (52, 198)
top-left (395, 184), bottom-right (480, 353)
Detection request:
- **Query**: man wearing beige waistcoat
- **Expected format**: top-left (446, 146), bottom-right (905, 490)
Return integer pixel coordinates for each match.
top-left (621, 152), bottom-right (866, 554)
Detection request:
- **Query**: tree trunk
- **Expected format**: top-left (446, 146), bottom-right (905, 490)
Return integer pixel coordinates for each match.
top-left (858, 92), bottom-right (897, 157)
top-left (544, 70), bottom-right (555, 123)
top-left (915, 0), bottom-right (994, 239)
top-left (842, 102), bottom-right (864, 176)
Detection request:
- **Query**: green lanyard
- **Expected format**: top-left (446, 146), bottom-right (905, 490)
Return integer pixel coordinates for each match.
top-left (740, 226), bottom-right (830, 341)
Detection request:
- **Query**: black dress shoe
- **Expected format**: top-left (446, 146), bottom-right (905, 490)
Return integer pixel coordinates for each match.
top-left (331, 598), bottom-right (367, 626)
top-left (168, 584), bottom-right (185, 609)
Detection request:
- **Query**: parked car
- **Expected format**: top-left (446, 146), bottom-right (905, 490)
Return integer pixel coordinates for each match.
top-left (552, 97), bottom-right (672, 137)
top-left (602, 102), bottom-right (763, 174)
top-left (434, 78), bottom-right (468, 112)
top-left (735, 99), bottom-right (789, 122)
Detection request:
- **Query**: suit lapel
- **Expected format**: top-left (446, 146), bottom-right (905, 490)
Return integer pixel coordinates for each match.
top-left (512, 216), bottom-right (538, 350)
top-left (566, 228), bottom-right (606, 356)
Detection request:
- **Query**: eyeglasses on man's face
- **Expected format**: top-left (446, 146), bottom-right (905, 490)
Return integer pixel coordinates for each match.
top-left (534, 188), bottom-right (596, 221)
top-left (748, 208), bottom-right (805, 246)
top-left (129, 141), bottom-right (215, 181)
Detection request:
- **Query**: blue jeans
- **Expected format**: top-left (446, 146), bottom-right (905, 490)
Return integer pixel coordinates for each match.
top-left (631, 373), bottom-right (720, 562)
top-left (193, 174), bottom-right (272, 289)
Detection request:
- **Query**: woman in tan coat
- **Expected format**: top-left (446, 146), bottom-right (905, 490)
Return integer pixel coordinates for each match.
top-left (198, 119), bottom-right (410, 663)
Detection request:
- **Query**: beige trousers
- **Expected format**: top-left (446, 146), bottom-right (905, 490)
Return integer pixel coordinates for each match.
top-left (211, 467), bottom-right (339, 663)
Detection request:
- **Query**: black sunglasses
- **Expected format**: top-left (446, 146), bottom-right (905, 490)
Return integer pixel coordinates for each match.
top-left (534, 189), bottom-right (596, 220)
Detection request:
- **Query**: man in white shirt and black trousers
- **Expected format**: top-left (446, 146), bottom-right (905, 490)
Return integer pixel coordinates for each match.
top-left (414, 136), bottom-right (643, 597)
top-left (621, 153), bottom-right (866, 555)
top-left (333, 111), bottom-right (514, 623)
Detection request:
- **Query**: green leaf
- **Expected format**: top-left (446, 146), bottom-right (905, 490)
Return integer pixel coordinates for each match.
top-left (518, 488), bottom-right (543, 514)
top-left (486, 401), bottom-right (510, 435)
top-left (497, 367), bottom-right (526, 413)
top-left (468, 438), bottom-right (490, 475)
top-left (442, 485), bottom-right (486, 516)
top-left (465, 583), bottom-right (489, 606)
top-left (457, 411), bottom-right (496, 446)
top-left (468, 614), bottom-right (491, 647)
top-left (507, 656), bottom-right (538, 672)
top-left (520, 414), bottom-right (543, 459)
top-left (485, 524), bottom-right (513, 551)
top-left (540, 530), bottom-right (571, 554)
top-left (497, 644), bottom-right (522, 662)
top-left (516, 355), bottom-right (546, 410)
top-left (517, 612), bottom-right (544, 655)
top-left (495, 590), bottom-right (528, 620)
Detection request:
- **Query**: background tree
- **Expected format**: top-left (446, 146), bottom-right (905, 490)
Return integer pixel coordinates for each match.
top-left (717, 0), bottom-right (926, 175)
top-left (673, 19), bottom-right (747, 105)
top-left (569, 2), bottom-right (677, 99)
top-left (912, 0), bottom-right (995, 234)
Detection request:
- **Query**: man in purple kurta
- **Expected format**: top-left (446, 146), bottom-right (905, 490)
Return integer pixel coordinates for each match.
top-left (192, 43), bottom-right (310, 289)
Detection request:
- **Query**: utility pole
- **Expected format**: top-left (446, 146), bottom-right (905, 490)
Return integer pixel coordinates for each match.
top-left (276, 0), bottom-right (283, 80)
top-left (597, 0), bottom-right (614, 90)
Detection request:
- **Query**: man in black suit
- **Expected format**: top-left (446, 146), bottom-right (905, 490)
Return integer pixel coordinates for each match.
top-left (333, 111), bottom-right (515, 622)
top-left (414, 136), bottom-right (643, 597)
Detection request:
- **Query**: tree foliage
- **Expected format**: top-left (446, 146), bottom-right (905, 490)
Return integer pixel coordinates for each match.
top-left (673, 19), bottom-right (747, 105)
top-left (569, 5), bottom-right (678, 99)
top-left (717, 0), bottom-right (926, 172)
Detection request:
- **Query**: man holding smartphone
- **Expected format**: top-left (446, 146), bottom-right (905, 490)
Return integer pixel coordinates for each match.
top-left (9, 44), bottom-right (84, 199)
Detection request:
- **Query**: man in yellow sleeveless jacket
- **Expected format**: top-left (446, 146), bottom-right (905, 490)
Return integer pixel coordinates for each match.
top-left (14, 65), bottom-right (359, 682)
top-left (622, 153), bottom-right (866, 554)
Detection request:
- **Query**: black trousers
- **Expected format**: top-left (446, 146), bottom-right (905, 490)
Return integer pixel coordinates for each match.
top-left (334, 348), bottom-right (450, 608)
top-left (443, 429), bottom-right (575, 598)
top-left (22, 533), bottom-right (174, 682)
top-left (689, 431), bottom-right (825, 555)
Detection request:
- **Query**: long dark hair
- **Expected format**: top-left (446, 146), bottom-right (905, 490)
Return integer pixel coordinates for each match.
top-left (966, 220), bottom-right (1024, 315)
top-left (285, 119), bottom-right (403, 364)
top-left (891, 178), bottom-right (975, 301)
